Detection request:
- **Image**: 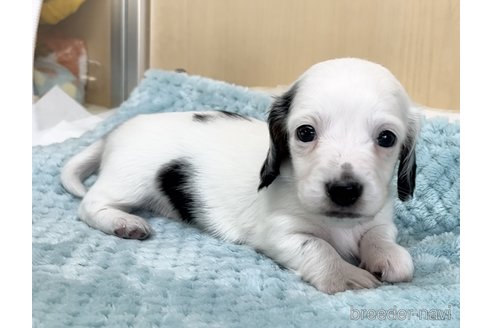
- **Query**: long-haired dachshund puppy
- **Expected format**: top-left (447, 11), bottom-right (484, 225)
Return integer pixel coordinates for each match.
top-left (61, 58), bottom-right (420, 294)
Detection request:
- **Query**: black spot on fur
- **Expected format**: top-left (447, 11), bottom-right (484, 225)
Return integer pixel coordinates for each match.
top-left (156, 159), bottom-right (200, 223)
top-left (193, 113), bottom-right (214, 122)
top-left (258, 83), bottom-right (299, 190)
top-left (301, 239), bottom-right (312, 248)
top-left (193, 111), bottom-right (250, 123)
top-left (217, 110), bottom-right (250, 120)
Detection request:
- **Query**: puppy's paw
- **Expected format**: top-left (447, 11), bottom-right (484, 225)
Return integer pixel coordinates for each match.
top-left (113, 215), bottom-right (151, 240)
top-left (316, 261), bottom-right (381, 294)
top-left (360, 242), bottom-right (414, 283)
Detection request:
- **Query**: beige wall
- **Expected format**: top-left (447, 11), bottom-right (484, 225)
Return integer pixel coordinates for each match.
top-left (150, 0), bottom-right (459, 111)
top-left (38, 0), bottom-right (112, 107)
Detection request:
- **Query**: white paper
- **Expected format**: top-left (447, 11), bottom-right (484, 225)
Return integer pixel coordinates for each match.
top-left (32, 86), bottom-right (114, 146)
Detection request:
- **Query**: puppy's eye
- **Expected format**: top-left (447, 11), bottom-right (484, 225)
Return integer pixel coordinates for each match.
top-left (377, 130), bottom-right (397, 148)
top-left (296, 125), bottom-right (316, 142)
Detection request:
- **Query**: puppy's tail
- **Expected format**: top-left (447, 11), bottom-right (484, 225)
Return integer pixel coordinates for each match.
top-left (61, 139), bottom-right (104, 198)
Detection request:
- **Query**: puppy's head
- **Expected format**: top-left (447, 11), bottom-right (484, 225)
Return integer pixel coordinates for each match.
top-left (259, 58), bottom-right (420, 220)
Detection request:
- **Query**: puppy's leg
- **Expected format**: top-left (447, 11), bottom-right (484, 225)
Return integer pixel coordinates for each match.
top-left (78, 182), bottom-right (151, 240)
top-left (359, 224), bottom-right (414, 282)
top-left (259, 232), bottom-right (381, 294)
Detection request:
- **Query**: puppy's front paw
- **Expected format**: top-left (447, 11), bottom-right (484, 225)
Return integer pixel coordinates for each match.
top-left (316, 261), bottom-right (381, 294)
top-left (113, 215), bottom-right (151, 240)
top-left (360, 242), bottom-right (414, 283)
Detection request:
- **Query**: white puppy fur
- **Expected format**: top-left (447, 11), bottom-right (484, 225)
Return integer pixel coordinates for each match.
top-left (61, 58), bottom-right (420, 294)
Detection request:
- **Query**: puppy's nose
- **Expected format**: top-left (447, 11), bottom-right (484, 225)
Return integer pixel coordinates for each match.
top-left (326, 181), bottom-right (363, 207)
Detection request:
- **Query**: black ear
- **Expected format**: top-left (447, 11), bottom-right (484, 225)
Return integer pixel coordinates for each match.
top-left (397, 144), bottom-right (417, 201)
top-left (397, 108), bottom-right (421, 201)
top-left (258, 84), bottom-right (298, 190)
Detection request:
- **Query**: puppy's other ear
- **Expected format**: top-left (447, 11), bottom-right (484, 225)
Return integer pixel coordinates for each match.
top-left (397, 108), bottom-right (421, 201)
top-left (258, 84), bottom-right (298, 190)
top-left (397, 146), bottom-right (416, 201)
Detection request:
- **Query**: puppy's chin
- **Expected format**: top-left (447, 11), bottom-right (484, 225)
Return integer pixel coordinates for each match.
top-left (324, 211), bottom-right (366, 219)
top-left (320, 212), bottom-right (373, 227)
top-left (298, 199), bottom-right (375, 225)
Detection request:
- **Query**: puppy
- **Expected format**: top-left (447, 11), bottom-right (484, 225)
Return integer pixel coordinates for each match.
top-left (61, 58), bottom-right (420, 294)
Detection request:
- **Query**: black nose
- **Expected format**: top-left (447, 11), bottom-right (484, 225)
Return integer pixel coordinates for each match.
top-left (326, 181), bottom-right (363, 207)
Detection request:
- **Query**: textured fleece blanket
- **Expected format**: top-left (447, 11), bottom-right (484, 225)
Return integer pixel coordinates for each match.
top-left (32, 70), bottom-right (460, 328)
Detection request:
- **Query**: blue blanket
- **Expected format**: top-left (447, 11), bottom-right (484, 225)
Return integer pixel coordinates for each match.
top-left (32, 70), bottom-right (460, 327)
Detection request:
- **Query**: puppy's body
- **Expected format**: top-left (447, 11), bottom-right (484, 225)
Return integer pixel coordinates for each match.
top-left (62, 58), bottom-right (419, 294)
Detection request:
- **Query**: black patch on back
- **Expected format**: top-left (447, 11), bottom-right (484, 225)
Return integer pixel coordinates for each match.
top-left (156, 159), bottom-right (200, 223)
top-left (193, 110), bottom-right (250, 123)
top-left (193, 113), bottom-right (214, 122)
top-left (217, 110), bottom-right (250, 121)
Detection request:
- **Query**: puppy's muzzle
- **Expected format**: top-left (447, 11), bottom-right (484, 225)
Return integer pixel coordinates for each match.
top-left (326, 181), bottom-right (363, 207)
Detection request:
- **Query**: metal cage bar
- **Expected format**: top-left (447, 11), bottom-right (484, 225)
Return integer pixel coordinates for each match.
top-left (111, 0), bottom-right (149, 107)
